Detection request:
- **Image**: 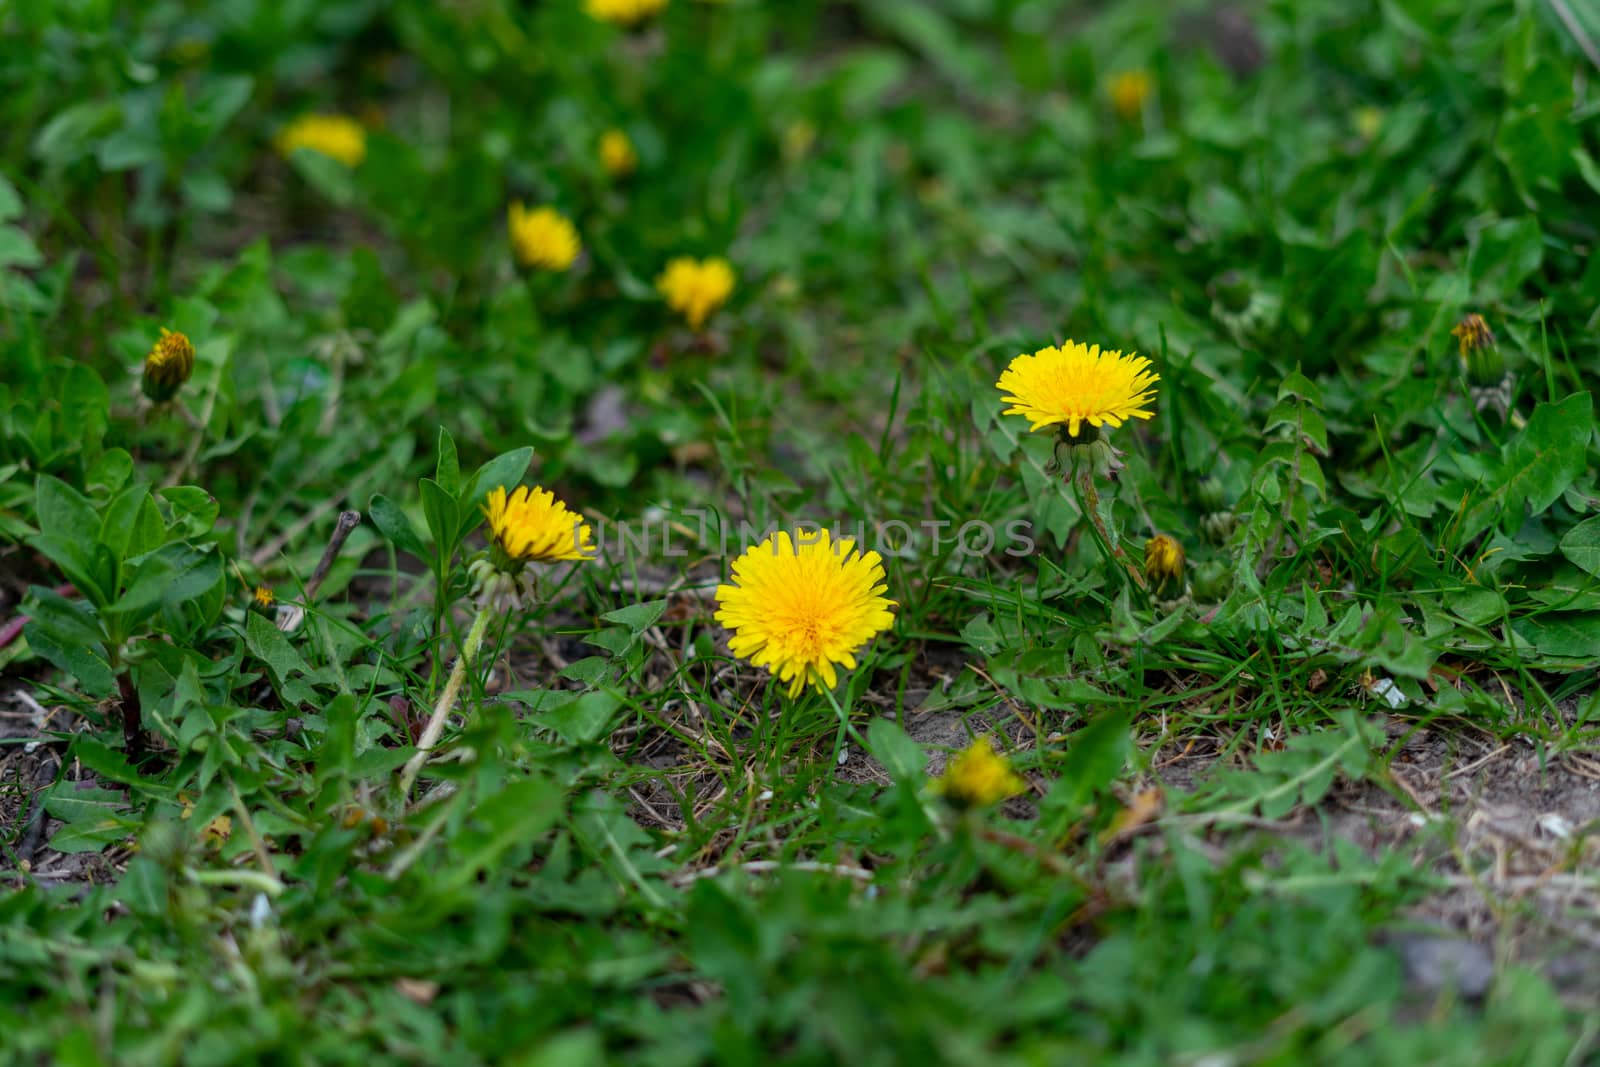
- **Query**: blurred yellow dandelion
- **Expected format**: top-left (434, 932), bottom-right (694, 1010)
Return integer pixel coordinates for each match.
top-left (508, 203), bottom-right (581, 271)
top-left (584, 0), bottom-right (668, 25)
top-left (657, 256), bottom-right (735, 329)
top-left (141, 327), bottom-right (195, 403)
top-left (1107, 70), bottom-right (1152, 121)
top-left (996, 340), bottom-right (1159, 438)
top-left (599, 128), bottom-right (638, 177)
top-left (1143, 533), bottom-right (1185, 594)
top-left (715, 528), bottom-right (895, 697)
top-left (275, 114), bottom-right (367, 167)
top-left (936, 738), bottom-right (1027, 809)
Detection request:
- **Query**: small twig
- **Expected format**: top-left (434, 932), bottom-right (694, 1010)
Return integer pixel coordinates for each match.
top-left (305, 510), bottom-right (362, 602)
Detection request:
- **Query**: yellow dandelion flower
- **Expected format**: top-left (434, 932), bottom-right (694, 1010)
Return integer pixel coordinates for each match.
top-left (1143, 533), bottom-right (1185, 594)
top-left (996, 340), bottom-right (1159, 438)
top-left (584, 0), bottom-right (668, 25)
top-left (250, 585), bottom-right (276, 614)
top-left (715, 528), bottom-right (895, 697)
top-left (936, 737), bottom-right (1027, 809)
top-left (508, 203), bottom-right (581, 271)
top-left (599, 128), bottom-right (638, 177)
top-left (657, 256), bottom-right (736, 329)
top-left (1107, 69), bottom-right (1152, 121)
top-left (275, 114), bottom-right (367, 167)
top-left (141, 327), bottom-right (195, 403)
top-left (483, 485), bottom-right (595, 567)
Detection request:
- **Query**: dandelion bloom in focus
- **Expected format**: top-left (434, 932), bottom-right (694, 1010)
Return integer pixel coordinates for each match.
top-left (584, 0), bottom-right (668, 25)
top-left (657, 256), bottom-right (735, 329)
top-left (471, 485), bottom-right (594, 612)
top-left (275, 114), bottom-right (367, 167)
top-left (508, 203), bottom-right (581, 271)
top-left (715, 528), bottom-right (895, 697)
top-left (1143, 533), bottom-right (1185, 594)
top-left (599, 129), bottom-right (638, 177)
top-left (484, 486), bottom-right (595, 566)
top-left (1107, 70), bottom-right (1152, 121)
top-left (996, 340), bottom-right (1159, 438)
top-left (141, 328), bottom-right (195, 403)
top-left (937, 738), bottom-right (1027, 809)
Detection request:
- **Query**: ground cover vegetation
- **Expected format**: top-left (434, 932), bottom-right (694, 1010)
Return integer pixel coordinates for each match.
top-left (4, 0), bottom-right (1600, 1062)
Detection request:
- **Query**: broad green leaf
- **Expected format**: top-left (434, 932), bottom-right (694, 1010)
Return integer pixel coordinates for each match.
top-left (368, 492), bottom-right (427, 558)
top-left (1559, 515), bottom-right (1600, 577)
top-left (600, 600), bottom-right (667, 634)
top-left (435, 427), bottom-right (461, 496)
top-left (1049, 711), bottom-right (1129, 812)
top-left (867, 717), bottom-right (926, 781)
top-left (245, 611), bottom-right (308, 681)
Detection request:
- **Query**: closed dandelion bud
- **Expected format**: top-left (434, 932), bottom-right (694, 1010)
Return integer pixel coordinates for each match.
top-left (1143, 533), bottom-right (1185, 594)
top-left (935, 738), bottom-right (1027, 810)
top-left (1189, 560), bottom-right (1232, 602)
top-left (141, 328), bottom-right (195, 403)
top-left (1197, 476), bottom-right (1228, 513)
top-left (1213, 272), bottom-right (1253, 315)
top-left (1451, 313), bottom-right (1503, 387)
top-left (1200, 510), bottom-right (1239, 544)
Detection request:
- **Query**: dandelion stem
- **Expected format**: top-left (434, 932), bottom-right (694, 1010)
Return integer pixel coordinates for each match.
top-left (397, 608), bottom-right (494, 798)
top-left (1069, 459), bottom-right (1145, 591)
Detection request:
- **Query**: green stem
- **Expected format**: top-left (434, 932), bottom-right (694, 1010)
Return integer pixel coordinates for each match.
top-left (1069, 460), bottom-right (1144, 591)
top-left (397, 608), bottom-right (495, 798)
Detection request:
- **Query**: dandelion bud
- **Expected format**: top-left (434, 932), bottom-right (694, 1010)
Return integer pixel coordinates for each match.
top-left (141, 328), bottom-right (195, 403)
top-left (1196, 476), bottom-right (1228, 513)
top-left (935, 738), bottom-right (1027, 810)
top-left (1212, 272), bottom-right (1253, 315)
top-left (1143, 533), bottom-right (1185, 595)
top-left (1189, 560), bottom-right (1232, 602)
top-left (1451, 313), bottom-right (1503, 388)
top-left (1200, 511), bottom-right (1239, 544)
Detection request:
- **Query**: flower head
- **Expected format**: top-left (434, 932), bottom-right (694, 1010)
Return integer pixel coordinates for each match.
top-left (1107, 70), bottom-right (1152, 121)
top-left (657, 256), bottom-right (736, 329)
top-left (141, 328), bottom-right (195, 403)
top-left (1451, 312), bottom-right (1505, 388)
top-left (275, 114), bottom-right (367, 167)
top-left (508, 203), bottom-right (581, 271)
top-left (472, 485), bottom-right (594, 613)
top-left (715, 529), bottom-right (895, 697)
top-left (249, 585), bottom-right (276, 615)
top-left (1452, 313), bottom-right (1494, 358)
top-left (936, 738), bottom-right (1027, 809)
top-left (1143, 533), bottom-right (1185, 594)
top-left (584, 0), bottom-right (668, 25)
top-left (599, 128), bottom-right (638, 177)
top-left (484, 485), bottom-right (595, 568)
top-left (996, 340), bottom-right (1158, 439)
